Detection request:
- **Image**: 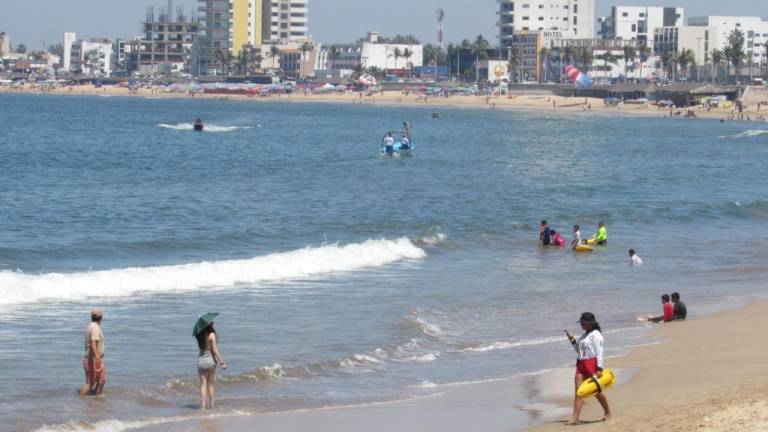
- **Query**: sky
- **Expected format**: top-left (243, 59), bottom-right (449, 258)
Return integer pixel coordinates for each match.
top-left (0, 0), bottom-right (763, 50)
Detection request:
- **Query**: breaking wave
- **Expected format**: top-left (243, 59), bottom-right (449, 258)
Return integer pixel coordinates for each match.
top-left (157, 123), bottom-right (253, 133)
top-left (0, 238), bottom-right (426, 306)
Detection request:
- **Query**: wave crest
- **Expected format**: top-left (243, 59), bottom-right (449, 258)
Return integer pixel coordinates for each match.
top-left (157, 123), bottom-right (252, 133)
top-left (0, 238), bottom-right (426, 306)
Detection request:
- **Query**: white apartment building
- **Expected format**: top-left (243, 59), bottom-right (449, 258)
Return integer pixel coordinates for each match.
top-left (69, 39), bottom-right (113, 76)
top-left (497, 0), bottom-right (595, 47)
top-left (653, 26), bottom-right (718, 65)
top-left (62, 32), bottom-right (77, 71)
top-left (599, 6), bottom-right (683, 49)
top-left (264, 0), bottom-right (308, 43)
top-left (0, 32), bottom-right (10, 58)
top-left (688, 16), bottom-right (768, 65)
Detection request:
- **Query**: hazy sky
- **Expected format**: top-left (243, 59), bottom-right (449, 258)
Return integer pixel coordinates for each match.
top-left (1, 0), bottom-right (763, 50)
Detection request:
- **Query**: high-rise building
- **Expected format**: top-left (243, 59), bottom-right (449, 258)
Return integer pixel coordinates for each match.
top-left (62, 32), bottom-right (77, 71)
top-left (497, 0), bottom-right (595, 47)
top-left (689, 16), bottom-right (768, 66)
top-left (198, 0), bottom-right (266, 74)
top-left (231, 0), bottom-right (264, 52)
top-left (598, 6), bottom-right (684, 49)
top-left (263, 0), bottom-right (309, 43)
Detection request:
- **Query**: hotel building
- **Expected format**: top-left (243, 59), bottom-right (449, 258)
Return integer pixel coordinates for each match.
top-left (497, 0), bottom-right (595, 47)
top-left (598, 6), bottom-right (684, 49)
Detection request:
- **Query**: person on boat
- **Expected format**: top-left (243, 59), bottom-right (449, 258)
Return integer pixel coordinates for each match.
top-left (551, 229), bottom-right (566, 247)
top-left (591, 222), bottom-right (607, 245)
top-left (566, 312), bottom-right (611, 425)
top-left (384, 132), bottom-right (395, 154)
top-left (194, 118), bottom-right (204, 131)
top-left (400, 133), bottom-right (411, 150)
top-left (571, 225), bottom-right (582, 250)
top-left (539, 220), bottom-right (552, 246)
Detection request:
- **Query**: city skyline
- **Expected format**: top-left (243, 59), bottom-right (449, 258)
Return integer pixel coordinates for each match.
top-left (0, 0), bottom-right (764, 50)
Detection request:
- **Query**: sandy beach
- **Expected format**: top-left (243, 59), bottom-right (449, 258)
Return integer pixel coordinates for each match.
top-left (131, 299), bottom-right (768, 432)
top-left (3, 83), bottom-right (767, 123)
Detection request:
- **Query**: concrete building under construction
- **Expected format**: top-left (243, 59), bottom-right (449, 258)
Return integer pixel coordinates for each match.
top-left (139, 1), bottom-right (199, 75)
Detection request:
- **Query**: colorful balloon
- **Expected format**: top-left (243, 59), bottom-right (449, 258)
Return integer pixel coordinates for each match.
top-left (564, 65), bottom-right (593, 89)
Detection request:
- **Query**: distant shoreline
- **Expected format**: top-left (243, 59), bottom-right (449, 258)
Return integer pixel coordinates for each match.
top-left (3, 84), bottom-right (766, 124)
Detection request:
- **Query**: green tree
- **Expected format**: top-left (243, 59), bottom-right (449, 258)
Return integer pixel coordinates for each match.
top-left (602, 51), bottom-right (618, 80)
top-left (235, 48), bottom-right (250, 75)
top-left (269, 44), bottom-right (281, 69)
top-left (580, 48), bottom-right (594, 72)
top-left (660, 49), bottom-right (673, 80)
top-left (678, 48), bottom-right (696, 80)
top-left (393, 47), bottom-right (402, 70)
top-left (637, 44), bottom-right (651, 81)
top-left (507, 47), bottom-right (519, 83)
top-left (253, 54), bottom-right (264, 72)
top-left (214, 48), bottom-right (230, 74)
top-left (16, 44), bottom-right (27, 54)
top-left (725, 29), bottom-right (745, 83)
top-left (710, 48), bottom-right (725, 84)
top-left (328, 45), bottom-right (339, 72)
top-left (623, 46), bottom-right (636, 79)
top-left (470, 34), bottom-right (490, 83)
top-left (403, 47), bottom-right (413, 77)
top-left (539, 47), bottom-right (549, 83)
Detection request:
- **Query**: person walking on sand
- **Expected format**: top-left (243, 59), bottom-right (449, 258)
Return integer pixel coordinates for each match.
top-left (194, 313), bottom-right (227, 410)
top-left (566, 312), bottom-right (611, 425)
top-left (80, 308), bottom-right (106, 396)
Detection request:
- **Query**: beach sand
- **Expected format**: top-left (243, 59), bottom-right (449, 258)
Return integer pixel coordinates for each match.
top-left (136, 300), bottom-right (768, 432)
top-left (3, 84), bottom-right (766, 123)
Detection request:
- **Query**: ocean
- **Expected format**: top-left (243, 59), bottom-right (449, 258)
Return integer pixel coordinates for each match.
top-left (1, 93), bottom-right (767, 432)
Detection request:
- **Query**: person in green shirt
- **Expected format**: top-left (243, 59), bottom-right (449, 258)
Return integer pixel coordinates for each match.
top-left (592, 222), bottom-right (607, 245)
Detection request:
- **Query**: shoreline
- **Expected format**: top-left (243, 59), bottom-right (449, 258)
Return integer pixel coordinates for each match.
top-left (129, 297), bottom-right (768, 432)
top-left (3, 85), bottom-right (767, 123)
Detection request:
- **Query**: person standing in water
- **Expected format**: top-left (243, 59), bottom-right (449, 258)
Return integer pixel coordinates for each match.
top-left (195, 315), bottom-right (227, 410)
top-left (592, 222), bottom-right (607, 245)
top-left (80, 308), bottom-right (106, 396)
top-left (540, 220), bottom-right (552, 246)
top-left (566, 312), bottom-right (611, 425)
top-left (571, 225), bottom-right (582, 250)
top-left (629, 249), bottom-right (643, 266)
top-left (384, 132), bottom-right (395, 154)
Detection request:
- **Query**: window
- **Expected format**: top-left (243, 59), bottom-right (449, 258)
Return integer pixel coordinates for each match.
top-left (622, 12), bottom-right (628, 17)
top-left (538, 16), bottom-right (544, 21)
top-left (639, 13), bottom-right (645, 18)
top-left (632, 24), bottom-right (636, 32)
top-left (573, 16), bottom-right (577, 25)
top-left (523, 16), bottom-right (529, 20)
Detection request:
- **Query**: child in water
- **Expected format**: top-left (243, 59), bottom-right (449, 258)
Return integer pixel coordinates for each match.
top-left (551, 229), bottom-right (566, 247)
top-left (571, 225), bottom-right (582, 250)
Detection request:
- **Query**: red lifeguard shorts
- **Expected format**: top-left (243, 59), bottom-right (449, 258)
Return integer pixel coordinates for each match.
top-left (576, 358), bottom-right (598, 377)
top-left (83, 358), bottom-right (106, 385)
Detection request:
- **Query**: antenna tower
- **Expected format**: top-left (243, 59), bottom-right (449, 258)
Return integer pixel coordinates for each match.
top-left (436, 8), bottom-right (445, 49)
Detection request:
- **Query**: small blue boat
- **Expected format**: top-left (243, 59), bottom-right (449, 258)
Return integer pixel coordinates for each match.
top-left (381, 122), bottom-right (414, 157)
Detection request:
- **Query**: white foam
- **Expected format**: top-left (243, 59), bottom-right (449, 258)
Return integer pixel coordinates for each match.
top-left (458, 335), bottom-right (564, 353)
top-left (419, 233), bottom-right (448, 246)
top-left (0, 238), bottom-right (426, 306)
top-left (401, 353), bottom-right (440, 363)
top-left (156, 123), bottom-right (252, 133)
top-left (33, 411), bottom-right (247, 432)
top-left (732, 129), bottom-right (768, 138)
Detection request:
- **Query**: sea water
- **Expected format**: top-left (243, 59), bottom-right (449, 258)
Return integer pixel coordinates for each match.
top-left (1, 94), bottom-right (767, 432)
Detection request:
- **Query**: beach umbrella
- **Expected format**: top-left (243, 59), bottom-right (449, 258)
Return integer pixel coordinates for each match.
top-left (193, 312), bottom-right (219, 336)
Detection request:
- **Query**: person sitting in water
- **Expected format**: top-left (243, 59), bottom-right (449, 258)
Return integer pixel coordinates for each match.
top-left (571, 225), bottom-right (582, 250)
top-left (591, 222), bottom-right (607, 245)
top-left (629, 249), bottom-right (643, 266)
top-left (384, 132), bottom-right (395, 154)
top-left (539, 220), bottom-right (552, 246)
top-left (551, 229), bottom-right (566, 247)
top-left (432, 111), bottom-right (440, 119)
top-left (194, 118), bottom-right (204, 131)
top-left (671, 292), bottom-right (687, 320)
top-left (647, 294), bottom-right (674, 323)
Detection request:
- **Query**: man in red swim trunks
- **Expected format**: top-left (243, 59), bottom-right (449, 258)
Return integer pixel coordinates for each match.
top-left (80, 307), bottom-right (106, 396)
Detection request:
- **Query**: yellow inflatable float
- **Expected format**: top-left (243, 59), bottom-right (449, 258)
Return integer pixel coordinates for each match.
top-left (576, 369), bottom-right (616, 398)
top-left (575, 245), bottom-right (594, 253)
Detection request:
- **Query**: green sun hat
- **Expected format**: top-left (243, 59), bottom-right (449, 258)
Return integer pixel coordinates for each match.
top-left (193, 312), bottom-right (219, 337)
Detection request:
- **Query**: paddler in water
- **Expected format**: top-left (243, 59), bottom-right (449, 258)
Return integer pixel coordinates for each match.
top-left (551, 229), bottom-right (566, 247)
top-left (566, 312), bottom-right (611, 425)
top-left (384, 132), bottom-right (395, 154)
top-left (591, 222), bottom-right (607, 245)
top-left (194, 118), bottom-right (204, 132)
top-left (539, 220), bottom-right (552, 246)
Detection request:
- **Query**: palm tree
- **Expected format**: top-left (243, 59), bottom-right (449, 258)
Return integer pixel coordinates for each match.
top-left (710, 48), bottom-right (725, 84)
top-left (253, 54), bottom-right (264, 72)
top-left (660, 49), bottom-right (673, 80)
top-left (328, 45), bottom-right (339, 72)
top-left (678, 48), bottom-right (696, 80)
top-left (299, 41), bottom-right (313, 77)
top-left (403, 47), bottom-right (413, 77)
top-left (393, 47), bottom-right (402, 71)
top-left (726, 29), bottom-right (745, 83)
top-left (235, 48), bottom-right (250, 75)
top-left (470, 34), bottom-right (490, 83)
top-left (269, 45), bottom-right (281, 69)
top-left (602, 51), bottom-right (618, 81)
top-left (637, 44), bottom-right (651, 81)
top-left (539, 47), bottom-right (549, 83)
top-left (763, 43), bottom-right (768, 79)
top-left (507, 51), bottom-right (518, 83)
top-left (214, 48), bottom-right (229, 74)
top-left (623, 46), bottom-right (636, 80)
top-left (580, 48), bottom-right (594, 74)
top-left (352, 63), bottom-right (365, 80)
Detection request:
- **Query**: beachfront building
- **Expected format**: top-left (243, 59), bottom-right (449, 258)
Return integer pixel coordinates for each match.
top-left (0, 32), bottom-right (10, 58)
top-left (138, 5), bottom-right (199, 76)
top-left (654, 26), bottom-right (719, 68)
top-left (68, 38), bottom-right (114, 77)
top-left (197, 0), bottom-right (231, 74)
top-left (263, 0), bottom-right (309, 43)
top-left (257, 39), bottom-right (316, 78)
top-left (548, 37), bottom-right (641, 82)
top-left (62, 32), bottom-right (77, 72)
top-left (497, 0), bottom-right (595, 47)
top-left (359, 32), bottom-right (423, 74)
top-left (315, 43), bottom-right (360, 79)
top-left (114, 38), bottom-right (140, 76)
top-left (688, 16), bottom-right (768, 68)
top-left (599, 6), bottom-right (684, 50)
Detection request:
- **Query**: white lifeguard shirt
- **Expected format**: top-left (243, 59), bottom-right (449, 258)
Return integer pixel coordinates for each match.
top-left (384, 136), bottom-right (394, 146)
top-left (631, 255), bottom-right (643, 266)
top-left (573, 330), bottom-right (604, 369)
